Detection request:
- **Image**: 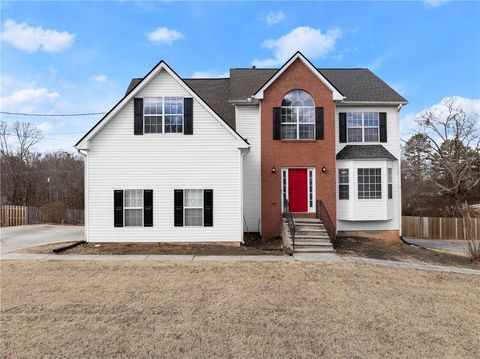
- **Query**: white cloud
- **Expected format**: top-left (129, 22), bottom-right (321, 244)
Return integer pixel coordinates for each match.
top-left (366, 53), bottom-right (390, 71)
top-left (252, 26), bottom-right (342, 67)
top-left (147, 27), bottom-right (184, 45)
top-left (191, 70), bottom-right (229, 78)
top-left (1, 88), bottom-right (60, 110)
top-left (90, 74), bottom-right (107, 83)
top-left (423, 0), bottom-right (450, 7)
top-left (265, 10), bottom-right (285, 26)
top-left (36, 121), bottom-right (53, 133)
top-left (0, 19), bottom-right (75, 53)
top-left (401, 96), bottom-right (480, 140)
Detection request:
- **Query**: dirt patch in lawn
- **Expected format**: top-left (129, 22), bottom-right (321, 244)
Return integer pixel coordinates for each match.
top-left (334, 237), bottom-right (479, 269)
top-left (22, 235), bottom-right (285, 256)
top-left (1, 260), bottom-right (479, 358)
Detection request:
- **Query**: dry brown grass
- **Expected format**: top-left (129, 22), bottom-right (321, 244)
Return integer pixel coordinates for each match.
top-left (1, 261), bottom-right (479, 358)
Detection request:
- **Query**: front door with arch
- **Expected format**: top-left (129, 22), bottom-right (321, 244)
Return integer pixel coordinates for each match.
top-left (281, 168), bottom-right (315, 213)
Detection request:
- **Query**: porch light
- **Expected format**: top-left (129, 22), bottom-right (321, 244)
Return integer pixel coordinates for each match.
top-left (322, 166), bottom-right (327, 173)
top-left (271, 166), bottom-right (276, 173)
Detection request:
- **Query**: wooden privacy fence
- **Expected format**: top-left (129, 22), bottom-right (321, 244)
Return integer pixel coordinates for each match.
top-left (0, 205), bottom-right (84, 227)
top-left (402, 216), bottom-right (480, 240)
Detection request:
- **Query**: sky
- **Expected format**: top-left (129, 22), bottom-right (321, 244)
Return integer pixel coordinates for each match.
top-left (1, 0), bottom-right (479, 152)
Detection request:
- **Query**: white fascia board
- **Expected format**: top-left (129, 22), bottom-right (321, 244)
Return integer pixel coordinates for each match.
top-left (75, 61), bottom-right (249, 150)
top-left (253, 53), bottom-right (344, 101)
top-left (338, 101), bottom-right (409, 107)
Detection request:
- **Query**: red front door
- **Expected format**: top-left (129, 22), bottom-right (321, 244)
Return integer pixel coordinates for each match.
top-left (288, 169), bottom-right (308, 212)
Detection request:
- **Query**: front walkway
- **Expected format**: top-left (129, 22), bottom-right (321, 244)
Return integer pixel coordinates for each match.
top-left (1, 252), bottom-right (479, 276)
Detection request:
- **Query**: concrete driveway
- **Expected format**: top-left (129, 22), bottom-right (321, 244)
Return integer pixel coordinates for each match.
top-left (405, 238), bottom-right (468, 255)
top-left (0, 225), bottom-right (84, 254)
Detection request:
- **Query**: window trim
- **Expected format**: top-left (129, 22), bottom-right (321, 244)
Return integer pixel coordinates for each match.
top-left (338, 168), bottom-right (349, 200)
top-left (280, 90), bottom-right (315, 140)
top-left (143, 96), bottom-right (184, 134)
top-left (387, 168), bottom-right (393, 199)
top-left (184, 188), bottom-right (204, 227)
top-left (346, 112), bottom-right (380, 143)
top-left (124, 189), bottom-right (144, 227)
top-left (357, 168), bottom-right (382, 200)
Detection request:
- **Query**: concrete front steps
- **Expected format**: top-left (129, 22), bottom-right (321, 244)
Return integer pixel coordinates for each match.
top-left (283, 218), bottom-right (334, 253)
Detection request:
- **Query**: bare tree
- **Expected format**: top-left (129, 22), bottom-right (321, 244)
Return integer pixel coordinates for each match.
top-left (0, 121), bottom-right (44, 205)
top-left (416, 98), bottom-right (480, 215)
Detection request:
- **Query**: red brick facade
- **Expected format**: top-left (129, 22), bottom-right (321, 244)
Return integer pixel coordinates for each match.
top-left (260, 59), bottom-right (337, 239)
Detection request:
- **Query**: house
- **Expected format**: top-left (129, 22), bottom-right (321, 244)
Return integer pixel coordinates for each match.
top-left (76, 52), bottom-right (407, 246)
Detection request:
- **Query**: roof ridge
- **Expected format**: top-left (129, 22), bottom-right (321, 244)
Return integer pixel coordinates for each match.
top-left (183, 77), bottom-right (230, 80)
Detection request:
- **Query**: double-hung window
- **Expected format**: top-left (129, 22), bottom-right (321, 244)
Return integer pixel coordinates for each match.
top-left (387, 168), bottom-right (393, 199)
top-left (280, 90), bottom-right (315, 140)
top-left (358, 168), bottom-right (382, 199)
top-left (338, 169), bottom-right (349, 200)
top-left (347, 112), bottom-right (379, 142)
top-left (184, 189), bottom-right (203, 226)
top-left (144, 97), bottom-right (183, 134)
top-left (124, 189), bottom-right (143, 226)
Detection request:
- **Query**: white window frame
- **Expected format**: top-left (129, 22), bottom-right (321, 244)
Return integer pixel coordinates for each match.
top-left (347, 112), bottom-right (380, 143)
top-left (184, 189), bottom-right (204, 227)
top-left (357, 168), bottom-right (382, 200)
top-left (387, 167), bottom-right (393, 199)
top-left (280, 168), bottom-right (316, 213)
top-left (124, 189), bottom-right (143, 227)
top-left (143, 97), bottom-right (184, 134)
top-left (280, 107), bottom-right (316, 140)
top-left (338, 168), bottom-right (349, 200)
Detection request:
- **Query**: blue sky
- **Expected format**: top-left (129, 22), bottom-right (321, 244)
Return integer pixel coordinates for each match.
top-left (1, 0), bottom-right (479, 151)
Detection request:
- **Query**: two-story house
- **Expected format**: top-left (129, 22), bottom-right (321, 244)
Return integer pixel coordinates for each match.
top-left (76, 52), bottom-right (407, 248)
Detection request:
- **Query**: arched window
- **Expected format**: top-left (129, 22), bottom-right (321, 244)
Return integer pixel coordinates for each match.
top-left (280, 90), bottom-right (315, 140)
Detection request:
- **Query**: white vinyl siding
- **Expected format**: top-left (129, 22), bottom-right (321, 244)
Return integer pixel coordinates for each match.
top-left (336, 106), bottom-right (402, 233)
top-left (235, 105), bottom-right (261, 232)
top-left (85, 69), bottom-right (243, 243)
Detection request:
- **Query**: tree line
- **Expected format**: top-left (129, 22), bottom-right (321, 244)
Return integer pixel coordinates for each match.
top-left (1, 121), bottom-right (83, 210)
top-left (402, 98), bottom-right (480, 217)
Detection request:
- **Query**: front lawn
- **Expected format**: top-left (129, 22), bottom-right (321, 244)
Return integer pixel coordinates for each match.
top-left (1, 261), bottom-right (479, 358)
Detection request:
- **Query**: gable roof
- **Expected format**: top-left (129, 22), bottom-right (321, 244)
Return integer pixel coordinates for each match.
top-left (76, 61), bottom-right (248, 149)
top-left (252, 52), bottom-right (344, 101)
top-left (336, 145), bottom-right (397, 160)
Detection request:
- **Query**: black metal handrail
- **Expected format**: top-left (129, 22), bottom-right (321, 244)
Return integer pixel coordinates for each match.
top-left (283, 198), bottom-right (295, 250)
top-left (317, 200), bottom-right (336, 241)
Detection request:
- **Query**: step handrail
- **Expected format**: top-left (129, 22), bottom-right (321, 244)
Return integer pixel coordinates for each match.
top-left (283, 198), bottom-right (295, 251)
top-left (316, 200), bottom-right (336, 241)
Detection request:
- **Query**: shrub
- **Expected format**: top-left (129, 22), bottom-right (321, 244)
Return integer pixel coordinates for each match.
top-left (466, 239), bottom-right (480, 263)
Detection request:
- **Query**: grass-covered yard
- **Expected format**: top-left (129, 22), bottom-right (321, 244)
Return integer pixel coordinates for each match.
top-left (1, 260), bottom-right (479, 358)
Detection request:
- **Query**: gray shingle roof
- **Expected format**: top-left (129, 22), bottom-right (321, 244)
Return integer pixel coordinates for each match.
top-left (229, 68), bottom-right (407, 103)
top-left (125, 66), bottom-right (407, 130)
top-left (336, 145), bottom-right (397, 160)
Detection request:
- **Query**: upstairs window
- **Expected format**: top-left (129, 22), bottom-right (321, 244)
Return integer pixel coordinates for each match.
top-left (347, 112), bottom-right (379, 142)
top-left (144, 97), bottom-right (183, 134)
top-left (280, 90), bottom-right (315, 140)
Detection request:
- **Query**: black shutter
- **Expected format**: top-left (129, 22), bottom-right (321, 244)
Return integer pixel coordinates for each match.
top-left (134, 98), bottom-right (143, 135)
top-left (184, 98), bottom-right (193, 135)
top-left (315, 107), bottom-right (324, 140)
top-left (174, 189), bottom-right (184, 227)
top-left (379, 112), bottom-right (387, 142)
top-left (114, 190), bottom-right (123, 227)
top-left (273, 107), bottom-right (281, 140)
top-left (339, 112), bottom-right (347, 143)
top-left (144, 190), bottom-right (153, 227)
top-left (204, 189), bottom-right (213, 227)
